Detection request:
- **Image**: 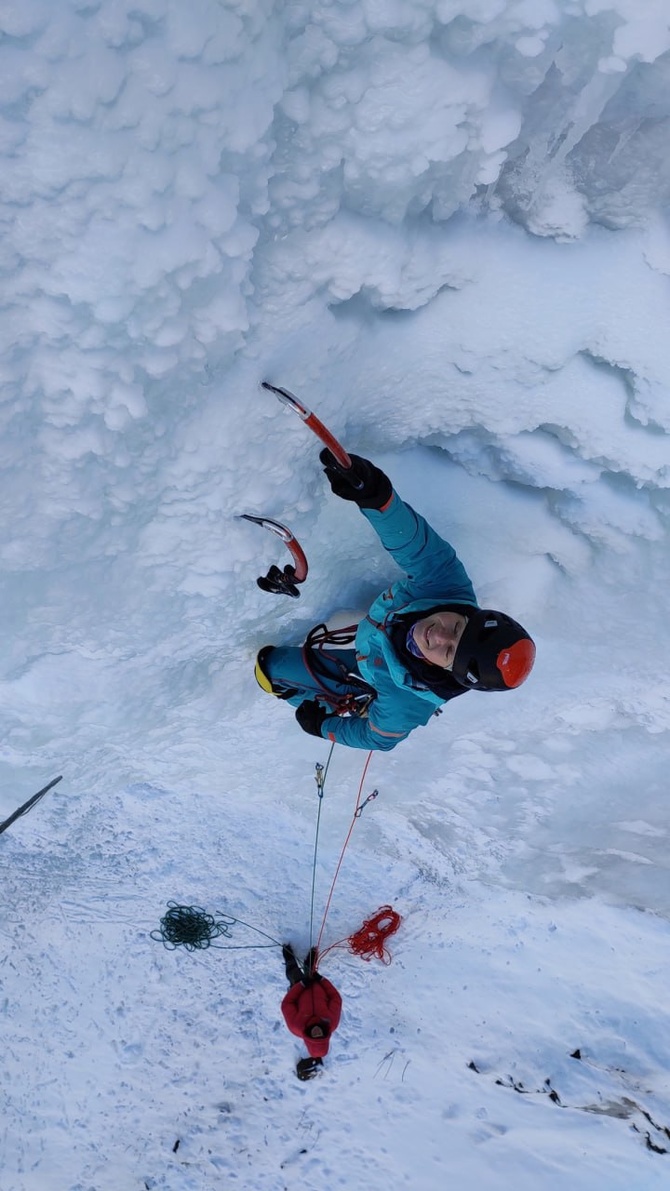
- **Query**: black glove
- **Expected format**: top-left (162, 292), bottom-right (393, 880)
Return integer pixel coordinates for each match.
top-left (296, 1057), bottom-right (323, 1081)
top-left (295, 699), bottom-right (329, 738)
top-left (303, 946), bottom-right (319, 978)
top-left (302, 972), bottom-right (323, 988)
top-left (320, 449), bottom-right (392, 510)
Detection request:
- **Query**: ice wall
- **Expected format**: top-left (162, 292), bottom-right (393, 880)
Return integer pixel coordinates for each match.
top-left (0, 0), bottom-right (668, 803)
top-left (2, 0), bottom-right (669, 415)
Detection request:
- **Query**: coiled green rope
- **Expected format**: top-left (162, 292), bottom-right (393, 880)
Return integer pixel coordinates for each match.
top-left (151, 903), bottom-right (231, 951)
top-left (151, 902), bottom-right (281, 952)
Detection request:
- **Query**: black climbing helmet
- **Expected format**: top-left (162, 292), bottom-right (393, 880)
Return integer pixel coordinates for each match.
top-left (451, 609), bottom-right (536, 692)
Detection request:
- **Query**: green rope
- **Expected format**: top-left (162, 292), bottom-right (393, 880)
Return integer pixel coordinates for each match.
top-left (308, 742), bottom-right (335, 950)
top-left (151, 902), bottom-right (282, 952)
top-left (153, 742), bottom-right (337, 962)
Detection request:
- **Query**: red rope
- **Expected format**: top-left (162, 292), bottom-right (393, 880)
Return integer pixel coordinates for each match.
top-left (347, 905), bottom-right (402, 964)
top-left (313, 756), bottom-right (401, 968)
top-left (315, 751), bottom-right (373, 954)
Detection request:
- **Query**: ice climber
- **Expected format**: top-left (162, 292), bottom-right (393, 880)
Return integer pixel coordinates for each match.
top-left (281, 943), bottom-right (342, 1080)
top-left (255, 451), bottom-right (536, 752)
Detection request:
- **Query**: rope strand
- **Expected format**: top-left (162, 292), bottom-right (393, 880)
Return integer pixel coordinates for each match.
top-left (151, 903), bottom-right (282, 952)
top-left (315, 751), bottom-right (373, 954)
top-left (308, 742), bottom-right (335, 949)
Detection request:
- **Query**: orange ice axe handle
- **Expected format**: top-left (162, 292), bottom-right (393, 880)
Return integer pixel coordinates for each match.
top-left (261, 381), bottom-right (362, 485)
top-left (239, 514), bottom-right (308, 597)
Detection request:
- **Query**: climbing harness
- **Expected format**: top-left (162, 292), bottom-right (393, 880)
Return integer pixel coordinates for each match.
top-left (301, 622), bottom-right (377, 717)
top-left (255, 625), bottom-right (375, 711)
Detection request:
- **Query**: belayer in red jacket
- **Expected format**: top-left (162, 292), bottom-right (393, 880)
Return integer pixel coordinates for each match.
top-left (281, 943), bottom-right (342, 1080)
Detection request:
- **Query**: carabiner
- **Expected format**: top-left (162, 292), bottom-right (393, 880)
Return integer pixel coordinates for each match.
top-left (354, 789), bottom-right (379, 818)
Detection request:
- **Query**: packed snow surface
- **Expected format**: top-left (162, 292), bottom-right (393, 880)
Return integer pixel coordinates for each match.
top-left (1, 2), bottom-right (669, 1189)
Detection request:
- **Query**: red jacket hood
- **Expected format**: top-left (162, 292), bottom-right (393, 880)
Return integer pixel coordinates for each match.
top-left (303, 1018), bottom-right (331, 1058)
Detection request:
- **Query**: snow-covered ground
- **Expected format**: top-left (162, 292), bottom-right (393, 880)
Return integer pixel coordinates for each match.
top-left (1, 2), bottom-right (669, 1188)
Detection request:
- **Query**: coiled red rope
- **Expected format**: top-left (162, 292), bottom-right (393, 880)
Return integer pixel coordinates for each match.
top-left (347, 905), bottom-right (402, 964)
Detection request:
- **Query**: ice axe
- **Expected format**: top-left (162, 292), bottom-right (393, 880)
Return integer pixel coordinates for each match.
top-left (242, 382), bottom-right (359, 597)
top-left (261, 381), bottom-right (363, 488)
top-left (238, 514), bottom-right (308, 598)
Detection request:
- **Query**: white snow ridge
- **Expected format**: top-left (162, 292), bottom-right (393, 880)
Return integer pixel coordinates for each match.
top-left (1, 2), bottom-right (669, 1189)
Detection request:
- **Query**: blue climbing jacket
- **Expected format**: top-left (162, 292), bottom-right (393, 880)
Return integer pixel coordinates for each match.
top-left (320, 490), bottom-right (478, 751)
